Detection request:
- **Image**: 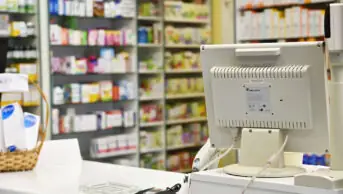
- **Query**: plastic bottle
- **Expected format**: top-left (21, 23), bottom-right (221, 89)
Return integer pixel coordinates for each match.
top-left (18, 0), bottom-right (26, 13)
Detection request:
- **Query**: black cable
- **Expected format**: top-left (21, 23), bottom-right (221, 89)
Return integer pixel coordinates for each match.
top-left (166, 183), bottom-right (182, 192)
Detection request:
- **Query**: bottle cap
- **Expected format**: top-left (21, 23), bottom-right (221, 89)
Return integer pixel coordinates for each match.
top-left (8, 145), bottom-right (16, 152)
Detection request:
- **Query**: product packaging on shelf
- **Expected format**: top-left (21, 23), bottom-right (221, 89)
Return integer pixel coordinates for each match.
top-left (139, 57), bottom-right (162, 71)
top-left (49, 0), bottom-right (135, 18)
top-left (139, 1), bottom-right (159, 17)
top-left (167, 151), bottom-right (197, 172)
top-left (138, 23), bottom-right (162, 44)
top-left (164, 1), bottom-right (209, 21)
top-left (166, 77), bottom-right (204, 95)
top-left (90, 133), bottom-right (137, 158)
top-left (165, 25), bottom-right (211, 45)
top-left (51, 51), bottom-right (132, 75)
top-left (53, 108), bottom-right (136, 134)
top-left (140, 77), bottom-right (163, 98)
top-left (1, 85), bottom-right (40, 108)
top-left (53, 79), bottom-right (136, 105)
top-left (50, 24), bottom-right (136, 46)
top-left (140, 104), bottom-right (163, 124)
top-left (238, 6), bottom-right (325, 41)
top-left (140, 154), bottom-right (165, 170)
top-left (140, 130), bottom-right (162, 150)
top-left (166, 101), bottom-right (206, 120)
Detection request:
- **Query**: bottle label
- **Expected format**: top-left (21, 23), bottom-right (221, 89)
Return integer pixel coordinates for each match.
top-left (2, 105), bottom-right (14, 120)
top-left (24, 115), bottom-right (37, 128)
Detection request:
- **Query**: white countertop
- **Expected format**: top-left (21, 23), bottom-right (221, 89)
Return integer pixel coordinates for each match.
top-left (0, 161), bottom-right (188, 194)
top-left (190, 168), bottom-right (343, 194)
top-left (0, 139), bottom-right (188, 194)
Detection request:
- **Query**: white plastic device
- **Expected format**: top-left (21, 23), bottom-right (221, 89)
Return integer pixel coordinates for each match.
top-left (200, 42), bottom-right (329, 177)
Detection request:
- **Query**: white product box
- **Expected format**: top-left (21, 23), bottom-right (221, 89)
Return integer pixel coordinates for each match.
top-left (73, 114), bottom-right (97, 132)
top-left (96, 111), bottom-right (106, 130)
top-left (123, 110), bottom-right (135, 128)
top-left (52, 109), bottom-right (59, 135)
top-left (23, 112), bottom-right (40, 150)
top-left (2, 103), bottom-right (25, 150)
top-left (107, 136), bottom-right (117, 152)
top-left (117, 135), bottom-right (127, 150)
top-left (106, 111), bottom-right (122, 128)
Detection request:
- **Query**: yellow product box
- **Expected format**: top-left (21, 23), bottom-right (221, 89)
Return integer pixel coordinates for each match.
top-left (89, 83), bottom-right (100, 103)
top-left (179, 79), bottom-right (188, 93)
top-left (195, 78), bottom-right (204, 92)
top-left (100, 81), bottom-right (113, 102)
top-left (17, 63), bottom-right (37, 82)
top-left (189, 78), bottom-right (196, 93)
top-left (31, 86), bottom-right (40, 106)
top-left (199, 27), bottom-right (211, 44)
top-left (167, 79), bottom-right (178, 94)
top-left (1, 92), bottom-right (22, 106)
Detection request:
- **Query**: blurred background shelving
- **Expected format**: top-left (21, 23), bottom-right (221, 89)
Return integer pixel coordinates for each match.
top-left (235, 0), bottom-right (336, 43)
top-left (1, 1), bottom-right (41, 117)
top-left (46, 0), bottom-right (211, 173)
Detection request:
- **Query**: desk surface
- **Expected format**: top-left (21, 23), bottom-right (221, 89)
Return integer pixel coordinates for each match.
top-left (190, 168), bottom-right (343, 194)
top-left (0, 161), bottom-right (187, 194)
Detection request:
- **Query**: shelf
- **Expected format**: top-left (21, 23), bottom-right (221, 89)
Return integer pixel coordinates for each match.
top-left (22, 104), bottom-right (40, 108)
top-left (141, 148), bottom-right (164, 154)
top-left (165, 69), bottom-right (202, 74)
top-left (51, 14), bottom-right (134, 20)
top-left (53, 72), bottom-right (135, 77)
top-left (239, 0), bottom-right (335, 11)
top-left (164, 18), bottom-right (209, 24)
top-left (138, 43), bottom-right (162, 48)
top-left (165, 44), bottom-right (200, 49)
top-left (140, 121), bottom-right (164, 128)
top-left (91, 149), bottom-right (136, 159)
top-left (52, 127), bottom-right (124, 136)
top-left (240, 35), bottom-right (324, 42)
top-left (166, 93), bottom-right (204, 100)
top-left (140, 95), bottom-right (163, 101)
top-left (5, 35), bottom-right (36, 39)
top-left (138, 16), bottom-right (161, 22)
top-left (167, 143), bottom-right (203, 151)
top-left (139, 70), bottom-right (163, 74)
top-left (0, 11), bottom-right (35, 15)
top-left (166, 117), bottom-right (207, 125)
top-left (50, 44), bottom-right (133, 48)
top-left (53, 99), bottom-right (135, 107)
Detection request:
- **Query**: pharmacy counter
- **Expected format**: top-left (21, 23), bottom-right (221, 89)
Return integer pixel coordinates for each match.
top-left (190, 168), bottom-right (343, 194)
top-left (0, 140), bottom-right (188, 194)
top-left (0, 161), bottom-right (187, 194)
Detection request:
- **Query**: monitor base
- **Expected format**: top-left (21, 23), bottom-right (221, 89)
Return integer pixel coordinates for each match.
top-left (224, 164), bottom-right (305, 178)
top-left (295, 169), bottom-right (343, 190)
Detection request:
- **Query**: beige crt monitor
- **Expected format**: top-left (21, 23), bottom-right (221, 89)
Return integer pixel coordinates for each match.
top-left (201, 42), bottom-right (330, 177)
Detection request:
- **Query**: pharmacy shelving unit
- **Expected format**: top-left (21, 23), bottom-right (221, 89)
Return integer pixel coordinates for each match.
top-left (43, 0), bottom-right (211, 173)
top-left (137, 0), bottom-right (166, 171)
top-left (1, 3), bottom-right (41, 117)
top-left (162, 0), bottom-right (211, 173)
top-left (235, 0), bottom-right (336, 43)
top-left (47, 4), bottom-right (139, 167)
top-left (137, 0), bottom-right (211, 173)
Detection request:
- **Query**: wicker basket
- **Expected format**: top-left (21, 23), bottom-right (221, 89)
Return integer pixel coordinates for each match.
top-left (0, 79), bottom-right (49, 172)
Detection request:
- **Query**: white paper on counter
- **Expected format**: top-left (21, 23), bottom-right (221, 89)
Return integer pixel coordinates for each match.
top-left (0, 73), bottom-right (29, 92)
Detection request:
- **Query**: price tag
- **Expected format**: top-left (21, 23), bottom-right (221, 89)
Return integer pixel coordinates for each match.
top-left (0, 74), bottom-right (29, 92)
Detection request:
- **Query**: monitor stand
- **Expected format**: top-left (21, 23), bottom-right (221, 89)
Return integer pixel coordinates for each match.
top-left (224, 128), bottom-right (305, 178)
